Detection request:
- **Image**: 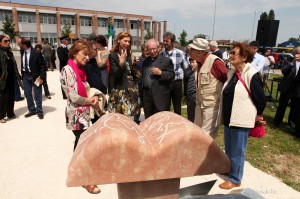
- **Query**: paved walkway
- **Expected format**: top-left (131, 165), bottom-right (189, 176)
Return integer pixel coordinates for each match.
top-left (0, 55), bottom-right (299, 198)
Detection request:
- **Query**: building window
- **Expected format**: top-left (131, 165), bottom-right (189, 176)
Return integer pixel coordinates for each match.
top-left (0, 10), bottom-right (13, 21)
top-left (115, 20), bottom-right (123, 28)
top-left (98, 18), bottom-right (108, 27)
top-left (80, 16), bottom-right (92, 26)
top-left (39, 13), bottom-right (56, 24)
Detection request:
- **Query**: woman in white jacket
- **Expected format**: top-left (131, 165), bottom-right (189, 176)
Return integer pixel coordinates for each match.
top-left (218, 42), bottom-right (266, 189)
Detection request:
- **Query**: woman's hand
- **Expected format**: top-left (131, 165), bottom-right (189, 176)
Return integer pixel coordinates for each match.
top-left (118, 49), bottom-right (127, 67)
top-left (255, 115), bottom-right (266, 126)
top-left (91, 96), bottom-right (100, 110)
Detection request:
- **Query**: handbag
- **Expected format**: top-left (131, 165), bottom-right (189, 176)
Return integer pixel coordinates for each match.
top-left (235, 71), bottom-right (266, 138)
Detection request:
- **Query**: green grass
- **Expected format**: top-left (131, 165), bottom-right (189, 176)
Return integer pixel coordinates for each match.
top-left (178, 73), bottom-right (300, 191)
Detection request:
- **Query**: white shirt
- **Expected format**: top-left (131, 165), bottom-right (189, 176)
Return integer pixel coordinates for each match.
top-left (222, 51), bottom-right (229, 60)
top-left (251, 53), bottom-right (265, 73)
top-left (22, 48), bottom-right (31, 72)
top-left (296, 61), bottom-right (300, 76)
top-left (263, 55), bottom-right (275, 73)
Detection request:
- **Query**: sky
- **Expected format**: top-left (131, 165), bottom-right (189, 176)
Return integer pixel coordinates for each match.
top-left (5, 0), bottom-right (300, 44)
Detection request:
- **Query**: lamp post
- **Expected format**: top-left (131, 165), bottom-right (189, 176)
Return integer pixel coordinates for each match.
top-left (251, 11), bottom-right (257, 41)
top-left (212, 0), bottom-right (217, 40)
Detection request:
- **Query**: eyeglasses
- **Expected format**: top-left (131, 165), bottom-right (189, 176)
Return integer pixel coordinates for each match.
top-left (3, 40), bottom-right (11, 43)
top-left (229, 51), bottom-right (239, 56)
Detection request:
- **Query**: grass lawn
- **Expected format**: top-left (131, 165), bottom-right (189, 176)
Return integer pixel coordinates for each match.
top-left (179, 72), bottom-right (300, 191)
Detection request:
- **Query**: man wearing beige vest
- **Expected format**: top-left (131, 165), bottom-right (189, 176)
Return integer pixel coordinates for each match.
top-left (188, 38), bottom-right (228, 138)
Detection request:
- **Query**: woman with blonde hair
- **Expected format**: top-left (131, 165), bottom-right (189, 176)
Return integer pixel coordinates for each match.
top-left (108, 32), bottom-right (141, 119)
top-left (60, 40), bottom-right (101, 194)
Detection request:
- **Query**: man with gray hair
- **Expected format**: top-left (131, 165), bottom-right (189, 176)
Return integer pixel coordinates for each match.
top-left (189, 38), bottom-right (228, 138)
top-left (209, 40), bottom-right (222, 59)
top-left (142, 39), bottom-right (175, 118)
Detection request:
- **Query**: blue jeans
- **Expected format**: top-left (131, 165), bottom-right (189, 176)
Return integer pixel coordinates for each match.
top-left (224, 126), bottom-right (250, 184)
top-left (23, 74), bottom-right (43, 115)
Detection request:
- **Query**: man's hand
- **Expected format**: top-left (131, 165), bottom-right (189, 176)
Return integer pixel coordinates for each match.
top-left (151, 67), bottom-right (162, 76)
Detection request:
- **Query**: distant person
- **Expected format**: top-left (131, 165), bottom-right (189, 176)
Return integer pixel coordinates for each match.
top-left (249, 41), bottom-right (264, 74)
top-left (57, 35), bottom-right (69, 99)
top-left (188, 38), bottom-right (227, 138)
top-left (289, 47), bottom-right (300, 138)
top-left (14, 37), bottom-right (25, 102)
top-left (35, 44), bottom-right (51, 99)
top-left (20, 38), bottom-right (46, 119)
top-left (262, 48), bottom-right (275, 83)
top-left (274, 47), bottom-right (299, 128)
top-left (160, 31), bottom-right (189, 115)
top-left (209, 40), bottom-right (222, 59)
top-left (222, 47), bottom-right (230, 68)
top-left (42, 39), bottom-right (53, 71)
top-left (141, 39), bottom-right (174, 118)
top-left (60, 40), bottom-right (101, 194)
top-left (0, 34), bottom-right (22, 123)
top-left (50, 44), bottom-right (56, 69)
top-left (218, 42), bottom-right (266, 190)
top-left (186, 58), bottom-right (197, 122)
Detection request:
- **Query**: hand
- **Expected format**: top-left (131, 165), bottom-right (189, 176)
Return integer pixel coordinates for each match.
top-left (36, 77), bottom-right (43, 85)
top-left (134, 56), bottom-right (140, 64)
top-left (91, 96), bottom-right (100, 110)
top-left (255, 115), bottom-right (266, 126)
top-left (151, 67), bottom-right (162, 76)
top-left (118, 49), bottom-right (127, 67)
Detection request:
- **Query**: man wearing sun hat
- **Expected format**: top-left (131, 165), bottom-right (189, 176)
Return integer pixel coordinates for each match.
top-left (188, 38), bottom-right (228, 138)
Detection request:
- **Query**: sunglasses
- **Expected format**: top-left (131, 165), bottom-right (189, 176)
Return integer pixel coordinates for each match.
top-left (229, 51), bottom-right (239, 56)
top-left (3, 39), bottom-right (11, 43)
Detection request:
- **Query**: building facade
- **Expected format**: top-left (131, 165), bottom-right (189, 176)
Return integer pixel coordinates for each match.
top-left (0, 2), bottom-right (167, 49)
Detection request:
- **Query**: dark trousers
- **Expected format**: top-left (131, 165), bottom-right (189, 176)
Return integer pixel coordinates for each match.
top-left (23, 74), bottom-right (43, 115)
top-left (0, 80), bottom-right (15, 119)
top-left (72, 130), bottom-right (85, 151)
top-left (42, 76), bottom-right (50, 97)
top-left (170, 80), bottom-right (183, 115)
top-left (290, 98), bottom-right (300, 136)
top-left (143, 89), bottom-right (158, 119)
top-left (274, 91), bottom-right (293, 125)
top-left (14, 76), bottom-right (22, 101)
top-left (187, 97), bottom-right (196, 122)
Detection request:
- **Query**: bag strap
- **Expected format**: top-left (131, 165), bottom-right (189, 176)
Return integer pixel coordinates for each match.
top-left (235, 71), bottom-right (252, 98)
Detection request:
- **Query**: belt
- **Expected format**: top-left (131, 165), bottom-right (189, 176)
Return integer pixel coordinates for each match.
top-left (24, 72), bottom-right (32, 75)
top-left (173, 79), bottom-right (182, 82)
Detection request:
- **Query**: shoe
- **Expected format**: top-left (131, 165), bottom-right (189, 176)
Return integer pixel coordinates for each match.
top-left (15, 97), bottom-right (24, 102)
top-left (47, 96), bottom-right (51, 99)
top-left (82, 185), bottom-right (101, 194)
top-left (219, 180), bottom-right (241, 190)
top-left (0, 119), bottom-right (6, 123)
top-left (8, 115), bottom-right (19, 119)
top-left (24, 112), bottom-right (36, 118)
top-left (38, 114), bottom-right (44, 119)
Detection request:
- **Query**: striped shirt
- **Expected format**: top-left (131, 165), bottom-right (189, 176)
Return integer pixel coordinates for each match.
top-left (160, 48), bottom-right (189, 80)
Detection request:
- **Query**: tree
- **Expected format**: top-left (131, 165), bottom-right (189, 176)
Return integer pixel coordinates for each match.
top-left (260, 12), bottom-right (268, 20)
top-left (144, 28), bottom-right (153, 41)
top-left (268, 9), bottom-right (275, 20)
top-left (178, 30), bottom-right (188, 46)
top-left (0, 15), bottom-right (18, 39)
top-left (61, 20), bottom-right (72, 37)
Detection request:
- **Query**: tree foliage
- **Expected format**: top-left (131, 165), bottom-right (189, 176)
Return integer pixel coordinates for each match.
top-left (0, 15), bottom-right (18, 39)
top-left (260, 9), bottom-right (275, 20)
top-left (268, 9), bottom-right (275, 20)
top-left (178, 30), bottom-right (188, 46)
top-left (61, 20), bottom-right (72, 37)
top-left (144, 28), bottom-right (153, 41)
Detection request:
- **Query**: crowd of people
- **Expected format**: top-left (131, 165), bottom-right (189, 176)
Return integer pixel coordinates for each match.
top-left (0, 31), bottom-right (299, 194)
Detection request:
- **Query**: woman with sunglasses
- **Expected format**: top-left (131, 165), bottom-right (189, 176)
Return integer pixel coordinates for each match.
top-left (0, 34), bottom-right (22, 123)
top-left (217, 42), bottom-right (266, 189)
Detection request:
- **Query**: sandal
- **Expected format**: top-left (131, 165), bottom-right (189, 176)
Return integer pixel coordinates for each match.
top-left (82, 185), bottom-right (101, 194)
top-left (0, 119), bottom-right (6, 123)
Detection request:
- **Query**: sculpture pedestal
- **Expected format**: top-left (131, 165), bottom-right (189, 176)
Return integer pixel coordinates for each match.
top-left (117, 178), bottom-right (180, 199)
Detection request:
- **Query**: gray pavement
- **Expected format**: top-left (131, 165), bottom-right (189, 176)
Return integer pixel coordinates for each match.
top-left (0, 54), bottom-right (299, 199)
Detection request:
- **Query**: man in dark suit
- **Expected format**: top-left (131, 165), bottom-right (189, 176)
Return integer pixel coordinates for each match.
top-left (274, 47), bottom-right (298, 128)
top-left (57, 35), bottom-right (69, 99)
top-left (142, 39), bottom-right (175, 119)
top-left (20, 38), bottom-right (46, 119)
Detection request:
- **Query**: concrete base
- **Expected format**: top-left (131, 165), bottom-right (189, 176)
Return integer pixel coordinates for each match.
top-left (117, 178), bottom-right (180, 199)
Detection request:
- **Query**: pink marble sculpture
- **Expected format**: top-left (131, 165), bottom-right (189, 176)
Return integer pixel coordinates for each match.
top-left (67, 111), bottom-right (230, 187)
